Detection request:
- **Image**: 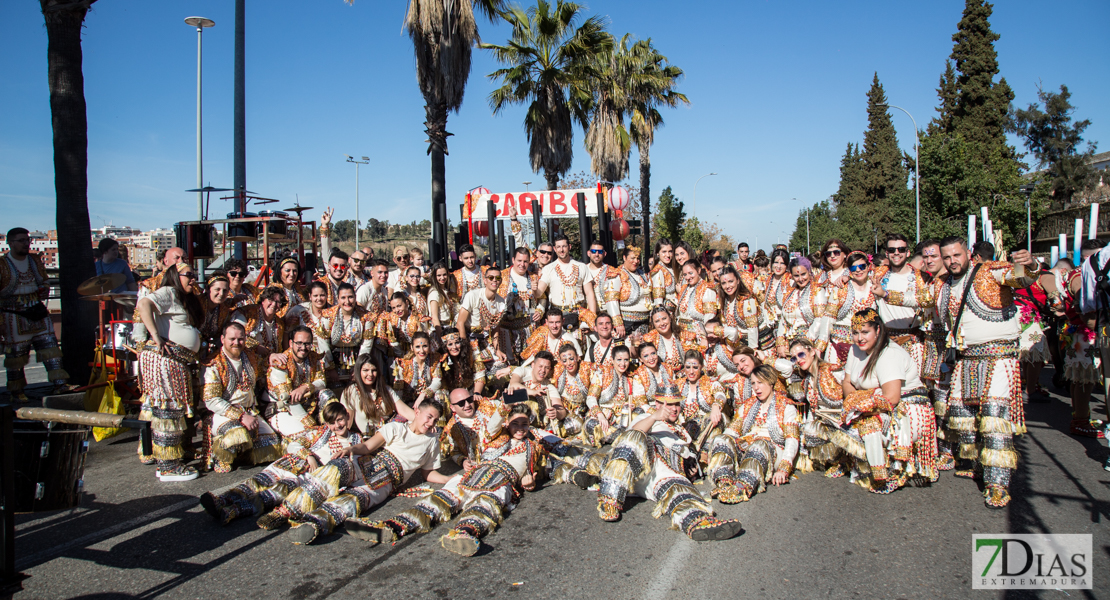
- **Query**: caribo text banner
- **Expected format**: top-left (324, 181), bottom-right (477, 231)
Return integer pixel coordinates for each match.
top-left (462, 189), bottom-right (600, 220)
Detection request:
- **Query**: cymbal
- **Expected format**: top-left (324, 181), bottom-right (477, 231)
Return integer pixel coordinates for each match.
top-left (185, 186), bottom-right (233, 193)
top-left (78, 273), bottom-right (126, 295)
top-left (282, 205), bottom-right (313, 213)
top-left (254, 198), bottom-right (278, 205)
top-left (82, 292), bottom-right (138, 306)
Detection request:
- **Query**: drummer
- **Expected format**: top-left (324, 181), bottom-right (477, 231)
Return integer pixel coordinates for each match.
top-left (94, 238), bottom-right (137, 293)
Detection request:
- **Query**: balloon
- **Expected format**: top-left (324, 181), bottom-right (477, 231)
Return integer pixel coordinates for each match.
top-left (473, 187), bottom-right (490, 196)
top-left (608, 186), bottom-right (630, 212)
top-left (610, 219), bottom-right (630, 241)
top-left (473, 220), bottom-right (490, 237)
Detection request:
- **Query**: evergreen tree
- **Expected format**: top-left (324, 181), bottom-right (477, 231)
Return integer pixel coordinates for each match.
top-left (1013, 84), bottom-right (1098, 206)
top-left (917, 0), bottom-right (1027, 246)
top-left (857, 73), bottom-right (913, 241)
top-left (832, 142), bottom-right (864, 207)
top-left (652, 186), bottom-right (685, 244)
top-left (682, 216), bottom-right (706, 251)
top-left (928, 60), bottom-right (958, 136)
top-left (788, 198), bottom-right (837, 254)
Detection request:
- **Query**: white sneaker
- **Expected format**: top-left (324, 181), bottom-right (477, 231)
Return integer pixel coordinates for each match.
top-left (157, 465), bottom-right (199, 482)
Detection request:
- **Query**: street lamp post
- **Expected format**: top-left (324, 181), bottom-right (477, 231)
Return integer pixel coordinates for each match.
top-left (792, 197), bottom-right (810, 255)
top-left (879, 104), bottom-right (920, 243)
top-left (345, 155), bottom-right (369, 247)
top-left (185, 16), bottom-right (214, 273)
top-left (692, 172), bottom-right (717, 219)
top-left (1020, 182), bottom-right (1036, 252)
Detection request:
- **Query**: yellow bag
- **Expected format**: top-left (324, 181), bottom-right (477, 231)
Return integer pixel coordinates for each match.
top-left (84, 349), bottom-right (128, 442)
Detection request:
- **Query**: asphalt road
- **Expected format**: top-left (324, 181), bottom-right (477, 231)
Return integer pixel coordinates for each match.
top-left (7, 376), bottom-right (1110, 600)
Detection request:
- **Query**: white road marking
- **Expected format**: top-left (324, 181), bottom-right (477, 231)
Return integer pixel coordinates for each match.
top-left (17, 498), bottom-right (198, 570)
top-left (642, 536), bottom-right (696, 600)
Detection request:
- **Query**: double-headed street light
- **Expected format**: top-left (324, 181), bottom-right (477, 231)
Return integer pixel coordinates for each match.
top-left (693, 172), bottom-right (717, 219)
top-left (345, 155), bottom-right (369, 247)
top-left (185, 16), bottom-right (214, 274)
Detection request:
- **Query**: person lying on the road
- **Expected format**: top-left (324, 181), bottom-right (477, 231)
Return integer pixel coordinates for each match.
top-left (344, 403), bottom-right (550, 556)
top-left (199, 401), bottom-right (360, 525)
top-left (551, 385), bottom-right (743, 542)
top-left (256, 398), bottom-right (451, 545)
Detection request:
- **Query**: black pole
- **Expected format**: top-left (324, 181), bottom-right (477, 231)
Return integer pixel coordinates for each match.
top-left (597, 192), bottom-right (615, 266)
top-left (0, 406), bottom-right (15, 589)
top-left (506, 220), bottom-right (516, 262)
top-left (497, 220), bottom-right (506, 267)
top-left (531, 198), bottom-right (542, 249)
top-left (487, 200), bottom-right (497, 268)
top-left (577, 193), bottom-right (590, 262)
top-left (233, 0), bottom-right (246, 261)
top-left (546, 219), bottom-right (555, 245)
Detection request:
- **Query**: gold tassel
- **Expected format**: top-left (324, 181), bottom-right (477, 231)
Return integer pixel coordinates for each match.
top-left (958, 443), bottom-right (979, 460)
top-left (153, 443), bottom-right (184, 461)
top-left (947, 416), bottom-right (977, 433)
top-left (252, 442), bottom-right (283, 465)
top-left (933, 400), bottom-right (947, 417)
top-left (979, 416), bottom-right (1015, 435)
top-left (36, 346), bottom-right (63, 362)
top-left (550, 462), bottom-right (573, 484)
top-left (151, 416), bottom-right (186, 433)
top-left (3, 354), bottom-right (30, 369)
top-left (794, 454), bottom-right (815, 473)
top-left (600, 458), bottom-right (632, 490)
top-left (979, 448), bottom-right (1018, 469)
top-left (826, 428), bottom-right (867, 459)
top-left (283, 465), bottom-right (341, 517)
top-left (218, 426), bottom-right (253, 451)
top-left (586, 453), bottom-right (609, 476)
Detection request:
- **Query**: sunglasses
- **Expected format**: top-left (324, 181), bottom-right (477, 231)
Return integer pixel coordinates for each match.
top-left (350, 258), bottom-right (365, 264)
top-left (537, 250), bottom-right (554, 256)
top-left (227, 270), bottom-right (244, 278)
top-left (588, 249), bottom-right (605, 255)
top-left (291, 340), bottom-right (312, 347)
top-left (790, 351), bottom-right (807, 363)
top-left (848, 263), bottom-right (868, 273)
top-left (452, 396), bottom-right (476, 407)
top-left (396, 256), bottom-right (409, 261)
top-left (332, 264), bottom-right (348, 270)
top-left (824, 249), bottom-right (843, 257)
top-left (886, 246), bottom-right (908, 254)
top-left (179, 272), bottom-right (197, 280)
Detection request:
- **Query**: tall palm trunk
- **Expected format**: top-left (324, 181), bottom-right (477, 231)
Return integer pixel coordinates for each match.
top-left (43, 0), bottom-right (97, 383)
top-left (545, 171), bottom-right (559, 190)
top-left (425, 101), bottom-right (450, 263)
top-left (638, 143), bottom-right (651, 258)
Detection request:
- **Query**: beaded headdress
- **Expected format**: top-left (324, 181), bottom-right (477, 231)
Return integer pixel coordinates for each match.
top-left (851, 307), bottom-right (881, 331)
top-left (654, 384), bottom-right (683, 405)
top-left (206, 274), bottom-right (229, 287)
top-left (441, 330), bottom-right (462, 343)
top-left (278, 256), bottom-right (301, 273)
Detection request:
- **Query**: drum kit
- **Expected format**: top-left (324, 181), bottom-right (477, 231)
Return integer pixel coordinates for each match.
top-left (78, 273), bottom-right (137, 353)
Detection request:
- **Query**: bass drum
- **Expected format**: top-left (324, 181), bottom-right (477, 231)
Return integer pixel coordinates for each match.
top-left (12, 421), bottom-right (89, 512)
top-left (257, 210), bottom-right (289, 238)
top-left (226, 212), bottom-right (258, 242)
top-left (174, 223), bottom-right (215, 259)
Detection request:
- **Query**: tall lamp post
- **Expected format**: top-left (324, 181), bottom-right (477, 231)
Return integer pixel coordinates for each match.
top-left (878, 104), bottom-right (920, 243)
top-left (185, 16), bottom-right (214, 272)
top-left (692, 172), bottom-right (717, 219)
top-left (345, 155), bottom-right (369, 247)
top-left (1019, 182), bottom-right (1036, 252)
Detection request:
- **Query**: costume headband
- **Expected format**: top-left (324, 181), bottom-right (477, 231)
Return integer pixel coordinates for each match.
top-left (206, 274), bottom-right (229, 287)
top-left (278, 257), bottom-right (301, 272)
top-left (852, 307), bottom-right (881, 331)
top-left (441, 331), bottom-right (462, 343)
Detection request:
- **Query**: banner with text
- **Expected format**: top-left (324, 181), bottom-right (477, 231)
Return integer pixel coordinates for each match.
top-left (462, 189), bottom-right (603, 221)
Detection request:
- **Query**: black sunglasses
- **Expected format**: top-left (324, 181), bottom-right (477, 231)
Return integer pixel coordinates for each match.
top-left (886, 246), bottom-right (908, 254)
top-left (451, 396), bottom-right (476, 407)
top-left (227, 270), bottom-right (244, 278)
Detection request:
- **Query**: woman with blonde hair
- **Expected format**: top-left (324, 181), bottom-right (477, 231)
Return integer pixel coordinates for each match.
top-left (705, 363), bottom-right (800, 503)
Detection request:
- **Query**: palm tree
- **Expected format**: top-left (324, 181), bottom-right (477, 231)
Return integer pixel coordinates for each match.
top-left (626, 40), bottom-right (687, 257)
top-left (483, 0), bottom-right (610, 190)
top-left (41, 0), bottom-right (99, 383)
top-left (347, 0), bottom-right (503, 262)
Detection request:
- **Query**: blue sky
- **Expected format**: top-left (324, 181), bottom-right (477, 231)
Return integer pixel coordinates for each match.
top-left (3, 0), bottom-right (1108, 251)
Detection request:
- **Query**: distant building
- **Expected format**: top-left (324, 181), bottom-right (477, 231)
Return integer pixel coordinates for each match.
top-left (0, 230), bottom-right (59, 268)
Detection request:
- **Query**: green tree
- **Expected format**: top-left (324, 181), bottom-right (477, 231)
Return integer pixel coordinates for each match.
top-left (857, 73), bottom-right (914, 243)
top-left (789, 199), bottom-right (838, 254)
top-left (332, 219), bottom-right (356, 241)
top-left (1012, 84), bottom-right (1098, 206)
top-left (682, 216), bottom-right (705, 251)
top-left (652, 186), bottom-right (685, 244)
top-left (483, 0), bottom-right (610, 190)
top-left (917, 0), bottom-right (1027, 247)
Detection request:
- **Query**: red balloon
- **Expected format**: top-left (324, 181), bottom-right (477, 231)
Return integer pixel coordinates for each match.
top-left (473, 220), bottom-right (489, 237)
top-left (610, 218), bottom-right (630, 241)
